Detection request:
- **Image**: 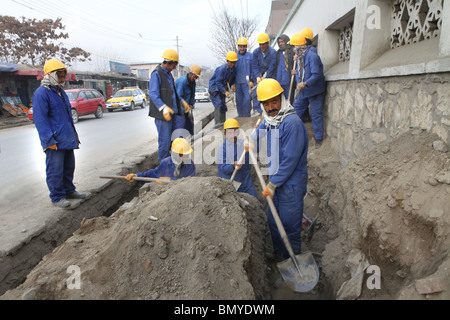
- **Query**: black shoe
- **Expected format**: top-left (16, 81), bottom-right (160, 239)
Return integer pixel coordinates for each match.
top-left (315, 140), bottom-right (323, 148)
top-left (66, 192), bottom-right (87, 200)
top-left (52, 198), bottom-right (71, 208)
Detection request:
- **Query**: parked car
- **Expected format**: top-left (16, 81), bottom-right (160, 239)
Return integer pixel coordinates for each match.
top-left (195, 87), bottom-right (210, 102)
top-left (106, 87), bottom-right (147, 112)
top-left (28, 88), bottom-right (106, 124)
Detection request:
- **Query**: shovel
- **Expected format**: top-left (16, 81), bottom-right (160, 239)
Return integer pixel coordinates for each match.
top-left (100, 175), bottom-right (171, 184)
top-left (229, 119), bottom-right (261, 191)
top-left (248, 148), bottom-right (319, 292)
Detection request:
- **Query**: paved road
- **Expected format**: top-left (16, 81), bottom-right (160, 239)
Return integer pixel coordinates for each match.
top-left (0, 102), bottom-right (214, 252)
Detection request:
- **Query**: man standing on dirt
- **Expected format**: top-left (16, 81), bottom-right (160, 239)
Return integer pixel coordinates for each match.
top-left (176, 64), bottom-right (202, 136)
top-left (149, 49), bottom-right (183, 161)
top-left (209, 51), bottom-right (237, 125)
top-left (217, 119), bottom-right (258, 198)
top-left (251, 79), bottom-right (309, 262)
top-left (274, 34), bottom-right (296, 104)
top-left (125, 138), bottom-right (195, 183)
top-left (252, 33), bottom-right (277, 115)
top-left (291, 29), bottom-right (326, 148)
top-left (32, 58), bottom-right (87, 208)
top-left (235, 37), bottom-right (259, 117)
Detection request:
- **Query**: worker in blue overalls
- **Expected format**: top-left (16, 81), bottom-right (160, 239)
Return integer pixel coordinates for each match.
top-left (209, 51), bottom-right (237, 125)
top-left (32, 58), bottom-right (87, 208)
top-left (274, 34), bottom-right (296, 104)
top-left (235, 37), bottom-right (259, 118)
top-left (252, 33), bottom-right (277, 115)
top-left (217, 119), bottom-right (257, 198)
top-left (149, 49), bottom-right (184, 161)
top-left (291, 29), bottom-right (326, 148)
top-left (251, 79), bottom-right (309, 262)
top-left (176, 64), bottom-right (201, 136)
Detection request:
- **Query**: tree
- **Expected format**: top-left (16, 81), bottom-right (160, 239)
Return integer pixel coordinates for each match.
top-left (208, 2), bottom-right (259, 64)
top-left (0, 15), bottom-right (91, 67)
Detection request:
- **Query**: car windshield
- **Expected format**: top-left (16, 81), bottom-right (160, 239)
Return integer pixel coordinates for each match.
top-left (66, 92), bottom-right (78, 101)
top-left (114, 90), bottom-right (132, 97)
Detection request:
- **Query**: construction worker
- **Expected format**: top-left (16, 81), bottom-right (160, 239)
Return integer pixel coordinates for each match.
top-left (149, 49), bottom-right (184, 161)
top-left (126, 138), bottom-right (195, 183)
top-left (235, 37), bottom-right (259, 117)
top-left (32, 58), bottom-right (87, 208)
top-left (176, 64), bottom-right (201, 136)
top-left (274, 34), bottom-right (296, 104)
top-left (291, 29), bottom-right (326, 148)
top-left (217, 119), bottom-right (258, 198)
top-left (209, 51), bottom-right (237, 125)
top-left (251, 79), bottom-right (309, 262)
top-left (252, 33), bottom-right (277, 115)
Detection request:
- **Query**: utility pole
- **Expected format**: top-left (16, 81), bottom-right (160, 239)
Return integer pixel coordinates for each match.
top-left (174, 35), bottom-right (182, 79)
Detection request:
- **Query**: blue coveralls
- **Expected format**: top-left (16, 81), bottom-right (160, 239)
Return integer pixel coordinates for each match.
top-left (209, 63), bottom-right (236, 112)
top-left (252, 46), bottom-right (277, 114)
top-left (136, 156), bottom-right (196, 181)
top-left (175, 75), bottom-right (196, 135)
top-left (252, 114), bottom-right (309, 260)
top-left (293, 46), bottom-right (326, 141)
top-left (217, 138), bottom-right (258, 198)
top-left (149, 65), bottom-right (185, 161)
top-left (32, 86), bottom-right (80, 203)
top-left (235, 51), bottom-right (259, 117)
top-left (275, 50), bottom-right (294, 101)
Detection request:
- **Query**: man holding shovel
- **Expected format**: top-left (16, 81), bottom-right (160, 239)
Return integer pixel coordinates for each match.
top-left (217, 119), bottom-right (257, 198)
top-left (251, 79), bottom-right (309, 262)
top-left (125, 138), bottom-right (195, 183)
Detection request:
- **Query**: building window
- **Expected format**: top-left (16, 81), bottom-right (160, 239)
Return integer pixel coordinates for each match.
top-left (339, 24), bottom-right (353, 62)
top-left (391, 0), bottom-right (443, 48)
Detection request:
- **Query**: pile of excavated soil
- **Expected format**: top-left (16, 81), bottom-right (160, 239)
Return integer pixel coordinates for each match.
top-left (1, 176), bottom-right (271, 300)
top-left (307, 128), bottom-right (449, 300)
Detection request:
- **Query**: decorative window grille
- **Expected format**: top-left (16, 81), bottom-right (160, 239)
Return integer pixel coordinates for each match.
top-left (391, 0), bottom-right (443, 48)
top-left (339, 24), bottom-right (353, 62)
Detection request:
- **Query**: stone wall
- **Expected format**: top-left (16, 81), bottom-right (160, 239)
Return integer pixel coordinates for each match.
top-left (325, 72), bottom-right (450, 165)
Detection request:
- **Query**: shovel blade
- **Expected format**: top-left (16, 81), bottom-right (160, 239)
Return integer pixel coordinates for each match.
top-left (232, 180), bottom-right (242, 191)
top-left (277, 252), bottom-right (319, 293)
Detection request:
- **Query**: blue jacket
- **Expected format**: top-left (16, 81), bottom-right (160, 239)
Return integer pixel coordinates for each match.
top-left (276, 51), bottom-right (292, 87)
top-left (217, 139), bottom-right (257, 198)
top-left (209, 64), bottom-right (236, 94)
top-left (253, 46), bottom-right (277, 79)
top-left (32, 86), bottom-right (79, 150)
top-left (236, 51), bottom-right (259, 84)
top-left (176, 74), bottom-right (196, 112)
top-left (296, 46), bottom-right (326, 98)
top-left (252, 114), bottom-right (308, 188)
top-left (137, 156), bottom-right (196, 181)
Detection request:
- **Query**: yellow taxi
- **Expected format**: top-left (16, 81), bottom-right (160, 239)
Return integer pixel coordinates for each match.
top-left (106, 87), bottom-right (147, 112)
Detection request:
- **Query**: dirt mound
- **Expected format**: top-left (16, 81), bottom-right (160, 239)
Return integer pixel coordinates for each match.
top-left (308, 128), bottom-right (449, 299)
top-left (1, 177), bottom-right (271, 300)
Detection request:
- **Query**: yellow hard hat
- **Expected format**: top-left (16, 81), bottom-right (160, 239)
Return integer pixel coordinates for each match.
top-left (257, 79), bottom-right (284, 102)
top-left (224, 119), bottom-right (240, 130)
top-left (190, 64), bottom-right (202, 77)
top-left (162, 49), bottom-right (179, 62)
top-left (171, 138), bottom-right (193, 155)
top-left (290, 28), bottom-right (314, 46)
top-left (44, 59), bottom-right (67, 75)
top-left (237, 37), bottom-right (248, 46)
top-left (257, 33), bottom-right (270, 44)
top-left (226, 51), bottom-right (238, 62)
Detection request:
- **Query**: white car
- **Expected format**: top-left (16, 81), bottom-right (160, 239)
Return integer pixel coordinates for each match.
top-left (195, 87), bottom-right (210, 102)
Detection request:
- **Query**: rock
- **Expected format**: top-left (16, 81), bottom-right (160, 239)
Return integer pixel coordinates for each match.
top-left (415, 277), bottom-right (445, 295)
top-left (432, 141), bottom-right (449, 153)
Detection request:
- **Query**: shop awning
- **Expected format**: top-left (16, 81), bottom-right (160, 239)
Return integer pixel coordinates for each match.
top-left (0, 63), bottom-right (19, 73)
top-left (13, 70), bottom-right (77, 81)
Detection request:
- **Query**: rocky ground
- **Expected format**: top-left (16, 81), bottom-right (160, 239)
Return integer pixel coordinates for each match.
top-left (1, 116), bottom-right (448, 300)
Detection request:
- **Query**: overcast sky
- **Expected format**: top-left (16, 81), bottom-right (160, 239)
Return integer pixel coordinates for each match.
top-left (2, 0), bottom-right (273, 71)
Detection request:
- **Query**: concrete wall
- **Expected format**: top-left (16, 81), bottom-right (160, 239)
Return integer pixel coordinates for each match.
top-left (276, 0), bottom-right (450, 162)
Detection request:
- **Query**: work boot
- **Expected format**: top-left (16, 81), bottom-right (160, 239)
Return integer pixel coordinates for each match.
top-left (52, 198), bottom-right (71, 208)
top-left (66, 191), bottom-right (88, 200)
top-left (315, 140), bottom-right (323, 148)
